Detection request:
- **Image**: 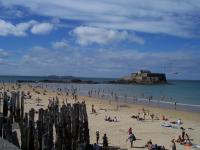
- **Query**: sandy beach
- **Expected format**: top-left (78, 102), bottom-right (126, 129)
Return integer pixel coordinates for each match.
top-left (1, 83), bottom-right (200, 150)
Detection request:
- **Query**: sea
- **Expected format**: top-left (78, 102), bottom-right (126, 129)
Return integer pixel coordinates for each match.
top-left (1, 76), bottom-right (200, 112)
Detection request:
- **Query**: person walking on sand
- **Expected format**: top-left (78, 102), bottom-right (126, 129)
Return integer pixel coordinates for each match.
top-left (174, 102), bottom-right (177, 110)
top-left (103, 134), bottom-right (108, 149)
top-left (96, 131), bottom-right (100, 144)
top-left (127, 132), bottom-right (136, 148)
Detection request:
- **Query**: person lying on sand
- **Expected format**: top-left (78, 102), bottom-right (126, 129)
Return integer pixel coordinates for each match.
top-left (105, 116), bottom-right (118, 122)
top-left (145, 139), bottom-right (166, 150)
top-left (175, 135), bottom-right (184, 144)
top-left (170, 119), bottom-right (183, 125)
top-left (131, 114), bottom-right (138, 119)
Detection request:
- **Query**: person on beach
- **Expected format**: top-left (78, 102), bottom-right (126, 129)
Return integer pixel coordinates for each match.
top-left (177, 119), bottom-right (182, 125)
top-left (127, 132), bottom-right (136, 148)
top-left (96, 131), bottom-right (100, 144)
top-left (181, 127), bottom-right (185, 140)
top-left (175, 135), bottom-right (184, 144)
top-left (143, 111), bottom-right (146, 120)
top-left (174, 102), bottom-right (177, 110)
top-left (114, 116), bottom-right (118, 122)
top-left (146, 139), bottom-right (166, 150)
top-left (128, 127), bottom-right (132, 135)
top-left (92, 104), bottom-right (96, 113)
top-left (184, 133), bottom-right (192, 146)
top-left (137, 113), bottom-right (140, 120)
top-left (150, 114), bottom-right (155, 121)
top-left (170, 139), bottom-right (176, 150)
top-left (103, 134), bottom-right (108, 149)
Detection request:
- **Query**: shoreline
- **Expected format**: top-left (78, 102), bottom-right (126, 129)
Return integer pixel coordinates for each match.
top-left (30, 82), bottom-right (200, 113)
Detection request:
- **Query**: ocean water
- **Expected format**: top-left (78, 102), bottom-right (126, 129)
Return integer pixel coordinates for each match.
top-left (1, 76), bottom-right (200, 112)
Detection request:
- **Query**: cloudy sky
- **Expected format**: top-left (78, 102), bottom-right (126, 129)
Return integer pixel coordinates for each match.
top-left (0, 0), bottom-right (200, 79)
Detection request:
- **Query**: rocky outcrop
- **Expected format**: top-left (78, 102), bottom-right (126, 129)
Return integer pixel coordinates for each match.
top-left (107, 70), bottom-right (167, 84)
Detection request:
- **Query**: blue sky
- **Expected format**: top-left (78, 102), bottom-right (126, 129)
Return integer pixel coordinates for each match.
top-left (0, 0), bottom-right (200, 79)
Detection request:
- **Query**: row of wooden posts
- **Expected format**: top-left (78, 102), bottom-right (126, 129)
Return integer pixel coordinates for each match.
top-left (0, 91), bottom-right (91, 150)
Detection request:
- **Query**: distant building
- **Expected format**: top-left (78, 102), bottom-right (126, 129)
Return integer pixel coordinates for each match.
top-left (123, 70), bottom-right (167, 84)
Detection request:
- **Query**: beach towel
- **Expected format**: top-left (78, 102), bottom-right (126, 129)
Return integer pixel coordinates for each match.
top-left (161, 123), bottom-right (171, 127)
top-left (171, 124), bottom-right (179, 129)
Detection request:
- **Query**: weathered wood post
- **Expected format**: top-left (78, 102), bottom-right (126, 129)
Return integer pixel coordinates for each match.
top-left (20, 112), bottom-right (29, 150)
top-left (12, 131), bottom-right (20, 148)
top-left (28, 108), bottom-right (35, 150)
top-left (0, 114), bottom-right (2, 137)
top-left (21, 91), bottom-right (25, 121)
top-left (15, 91), bottom-right (20, 122)
top-left (3, 92), bottom-right (8, 118)
top-left (38, 108), bottom-right (44, 150)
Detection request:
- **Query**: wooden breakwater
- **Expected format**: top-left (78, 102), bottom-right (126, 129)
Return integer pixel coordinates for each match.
top-left (0, 91), bottom-right (91, 150)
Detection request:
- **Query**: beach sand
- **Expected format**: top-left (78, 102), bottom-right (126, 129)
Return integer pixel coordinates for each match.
top-left (1, 83), bottom-right (200, 150)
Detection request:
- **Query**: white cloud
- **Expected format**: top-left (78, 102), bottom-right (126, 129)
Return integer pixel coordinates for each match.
top-left (73, 26), bottom-right (144, 45)
top-left (0, 19), bottom-right (53, 36)
top-left (31, 23), bottom-right (54, 34)
top-left (22, 46), bottom-right (68, 67)
top-left (52, 40), bottom-right (68, 49)
top-left (1, 0), bottom-right (200, 37)
top-left (0, 19), bottom-right (36, 36)
top-left (20, 44), bottom-right (200, 78)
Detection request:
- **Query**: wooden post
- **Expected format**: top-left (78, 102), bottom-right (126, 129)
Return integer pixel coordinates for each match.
top-left (20, 113), bottom-right (28, 150)
top-left (3, 92), bottom-right (8, 118)
top-left (21, 91), bottom-right (25, 121)
top-left (38, 108), bottom-right (44, 150)
top-left (0, 114), bottom-right (2, 137)
top-left (15, 91), bottom-right (20, 122)
top-left (28, 108), bottom-right (35, 150)
top-left (12, 131), bottom-right (20, 148)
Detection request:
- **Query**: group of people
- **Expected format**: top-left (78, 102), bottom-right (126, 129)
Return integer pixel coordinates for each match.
top-left (174, 127), bottom-right (193, 147)
top-left (104, 115), bottom-right (118, 122)
top-left (93, 131), bottom-right (108, 150)
top-left (131, 108), bottom-right (160, 121)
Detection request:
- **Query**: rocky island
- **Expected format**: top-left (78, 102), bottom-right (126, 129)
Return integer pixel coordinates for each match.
top-left (108, 70), bottom-right (167, 84)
